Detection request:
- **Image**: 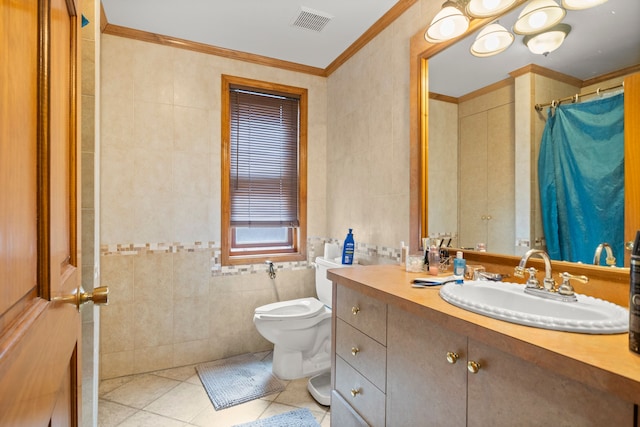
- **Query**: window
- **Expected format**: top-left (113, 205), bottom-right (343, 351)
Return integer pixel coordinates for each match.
top-left (221, 75), bottom-right (307, 265)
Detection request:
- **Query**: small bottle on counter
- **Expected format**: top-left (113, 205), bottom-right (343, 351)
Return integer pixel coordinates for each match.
top-left (453, 251), bottom-right (466, 284)
top-left (428, 245), bottom-right (440, 276)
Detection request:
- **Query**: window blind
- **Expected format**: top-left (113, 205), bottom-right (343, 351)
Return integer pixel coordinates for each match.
top-left (229, 87), bottom-right (300, 227)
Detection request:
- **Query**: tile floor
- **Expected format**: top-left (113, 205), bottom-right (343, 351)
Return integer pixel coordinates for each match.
top-left (98, 352), bottom-right (330, 427)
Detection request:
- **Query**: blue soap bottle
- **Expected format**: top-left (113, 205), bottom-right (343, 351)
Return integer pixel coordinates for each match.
top-left (342, 229), bottom-right (355, 265)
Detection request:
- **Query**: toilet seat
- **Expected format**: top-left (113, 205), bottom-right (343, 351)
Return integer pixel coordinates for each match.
top-left (254, 297), bottom-right (325, 320)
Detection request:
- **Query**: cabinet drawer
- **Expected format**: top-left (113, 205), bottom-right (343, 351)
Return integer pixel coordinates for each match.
top-left (336, 285), bottom-right (387, 345)
top-left (330, 390), bottom-right (370, 427)
top-left (336, 356), bottom-right (385, 427)
top-left (336, 318), bottom-right (386, 391)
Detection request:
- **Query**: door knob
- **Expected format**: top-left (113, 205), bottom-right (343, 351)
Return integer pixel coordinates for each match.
top-left (55, 286), bottom-right (109, 308)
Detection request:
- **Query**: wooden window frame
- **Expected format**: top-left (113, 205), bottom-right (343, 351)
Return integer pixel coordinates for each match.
top-left (221, 75), bottom-right (307, 265)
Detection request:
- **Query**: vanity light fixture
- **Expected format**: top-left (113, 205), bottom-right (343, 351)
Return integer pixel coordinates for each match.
top-left (425, 1), bottom-right (470, 43)
top-left (470, 23), bottom-right (514, 57)
top-left (523, 23), bottom-right (571, 55)
top-left (513, 0), bottom-right (566, 35)
top-left (466, 0), bottom-right (518, 18)
top-left (561, 0), bottom-right (608, 10)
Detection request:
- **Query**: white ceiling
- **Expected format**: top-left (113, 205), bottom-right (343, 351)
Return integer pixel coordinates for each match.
top-left (101, 0), bottom-right (640, 95)
top-left (100, 0), bottom-right (399, 69)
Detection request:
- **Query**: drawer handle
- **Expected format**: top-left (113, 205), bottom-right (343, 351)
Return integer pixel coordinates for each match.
top-left (351, 387), bottom-right (361, 397)
top-left (446, 351), bottom-right (459, 364)
top-left (467, 360), bottom-right (481, 374)
top-left (351, 347), bottom-right (360, 356)
top-left (352, 306), bottom-right (360, 315)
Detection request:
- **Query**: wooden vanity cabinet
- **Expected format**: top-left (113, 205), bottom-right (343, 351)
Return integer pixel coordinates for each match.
top-left (386, 305), bottom-right (636, 426)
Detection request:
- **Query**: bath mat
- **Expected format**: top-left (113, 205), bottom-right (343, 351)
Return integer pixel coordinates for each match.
top-left (196, 353), bottom-right (285, 410)
top-left (232, 408), bottom-right (321, 427)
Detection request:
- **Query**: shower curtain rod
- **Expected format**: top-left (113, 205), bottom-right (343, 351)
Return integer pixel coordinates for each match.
top-left (534, 82), bottom-right (624, 112)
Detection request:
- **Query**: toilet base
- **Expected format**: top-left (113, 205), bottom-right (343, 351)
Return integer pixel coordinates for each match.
top-left (307, 371), bottom-right (331, 406)
top-left (272, 346), bottom-right (331, 380)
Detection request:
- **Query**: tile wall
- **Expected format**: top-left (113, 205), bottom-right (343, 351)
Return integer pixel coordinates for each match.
top-left (325, 0), bottom-right (440, 249)
top-left (99, 34), bottom-right (333, 378)
top-left (81, 1), bottom-right (99, 424)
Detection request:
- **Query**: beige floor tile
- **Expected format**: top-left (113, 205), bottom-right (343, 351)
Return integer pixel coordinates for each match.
top-left (144, 381), bottom-right (212, 422)
top-left (99, 375), bottom-right (136, 397)
top-left (153, 364), bottom-right (198, 381)
top-left (188, 398), bottom-right (270, 427)
top-left (97, 400), bottom-right (138, 427)
top-left (185, 373), bottom-right (203, 386)
top-left (117, 410), bottom-right (187, 427)
top-left (101, 373), bottom-right (181, 409)
top-left (320, 412), bottom-right (331, 427)
top-left (98, 351), bottom-right (332, 427)
top-left (273, 377), bottom-right (328, 412)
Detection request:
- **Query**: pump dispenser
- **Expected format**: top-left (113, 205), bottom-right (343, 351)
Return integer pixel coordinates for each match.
top-left (342, 229), bottom-right (355, 265)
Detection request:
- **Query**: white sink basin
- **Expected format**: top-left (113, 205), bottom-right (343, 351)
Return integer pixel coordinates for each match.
top-left (439, 281), bottom-right (629, 334)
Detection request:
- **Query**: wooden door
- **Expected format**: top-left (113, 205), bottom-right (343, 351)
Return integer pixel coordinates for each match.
top-left (0, 0), bottom-right (83, 425)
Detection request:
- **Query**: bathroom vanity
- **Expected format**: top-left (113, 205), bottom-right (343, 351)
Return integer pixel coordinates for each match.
top-left (328, 264), bottom-right (640, 426)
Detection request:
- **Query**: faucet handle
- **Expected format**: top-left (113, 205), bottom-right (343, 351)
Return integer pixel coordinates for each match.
top-left (525, 267), bottom-right (540, 289)
top-left (557, 272), bottom-right (589, 296)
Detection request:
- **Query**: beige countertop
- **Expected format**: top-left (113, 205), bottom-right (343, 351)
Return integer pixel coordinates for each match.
top-left (328, 263), bottom-right (640, 405)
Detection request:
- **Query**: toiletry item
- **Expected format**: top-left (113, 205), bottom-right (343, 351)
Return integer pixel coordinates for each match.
top-left (630, 230), bottom-right (640, 354)
top-left (476, 243), bottom-right (486, 252)
top-left (453, 251), bottom-right (466, 284)
top-left (406, 255), bottom-right (425, 273)
top-left (341, 229), bottom-right (355, 265)
top-left (400, 241), bottom-right (409, 266)
top-left (428, 245), bottom-right (440, 276)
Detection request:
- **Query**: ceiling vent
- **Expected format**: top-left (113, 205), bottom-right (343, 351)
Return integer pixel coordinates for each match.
top-left (290, 6), bottom-right (332, 32)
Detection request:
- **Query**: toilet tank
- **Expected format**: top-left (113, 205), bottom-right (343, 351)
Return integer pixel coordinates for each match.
top-left (314, 256), bottom-right (348, 308)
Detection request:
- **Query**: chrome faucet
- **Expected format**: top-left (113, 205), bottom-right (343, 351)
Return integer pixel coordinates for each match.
top-left (593, 243), bottom-right (616, 266)
top-left (514, 249), bottom-right (586, 303)
top-left (514, 249), bottom-right (556, 291)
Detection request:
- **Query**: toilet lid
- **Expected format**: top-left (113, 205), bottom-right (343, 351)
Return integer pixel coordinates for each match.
top-left (254, 297), bottom-right (325, 320)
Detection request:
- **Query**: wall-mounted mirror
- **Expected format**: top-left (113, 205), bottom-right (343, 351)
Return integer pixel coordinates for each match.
top-left (415, 0), bottom-right (640, 268)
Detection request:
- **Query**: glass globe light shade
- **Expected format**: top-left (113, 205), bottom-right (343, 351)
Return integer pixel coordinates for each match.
top-left (513, 0), bottom-right (566, 35)
top-left (425, 1), bottom-right (470, 43)
top-left (470, 23), bottom-right (515, 57)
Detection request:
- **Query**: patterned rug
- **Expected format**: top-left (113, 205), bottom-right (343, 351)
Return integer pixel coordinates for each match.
top-left (196, 353), bottom-right (285, 410)
top-left (232, 408), bottom-right (321, 427)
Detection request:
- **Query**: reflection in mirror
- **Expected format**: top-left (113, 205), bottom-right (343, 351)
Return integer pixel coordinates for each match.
top-left (424, 0), bottom-right (640, 266)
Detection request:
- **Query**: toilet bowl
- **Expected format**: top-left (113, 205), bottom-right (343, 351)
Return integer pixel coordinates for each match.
top-left (253, 254), bottom-right (348, 399)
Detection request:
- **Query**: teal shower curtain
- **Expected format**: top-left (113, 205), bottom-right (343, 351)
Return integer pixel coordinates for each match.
top-left (538, 92), bottom-right (624, 266)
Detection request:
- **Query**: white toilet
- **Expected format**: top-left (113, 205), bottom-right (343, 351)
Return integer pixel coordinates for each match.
top-left (253, 255), bottom-right (348, 405)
